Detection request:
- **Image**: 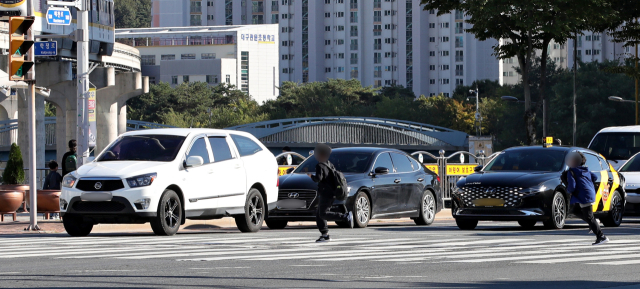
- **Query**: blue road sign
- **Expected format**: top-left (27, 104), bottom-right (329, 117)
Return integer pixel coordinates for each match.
top-left (34, 41), bottom-right (57, 56)
top-left (46, 7), bottom-right (71, 25)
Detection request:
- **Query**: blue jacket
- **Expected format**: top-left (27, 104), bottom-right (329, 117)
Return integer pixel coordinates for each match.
top-left (567, 166), bottom-right (598, 205)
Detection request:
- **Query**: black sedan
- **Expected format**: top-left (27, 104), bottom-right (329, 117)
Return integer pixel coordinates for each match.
top-left (266, 147), bottom-right (443, 229)
top-left (452, 146), bottom-right (626, 230)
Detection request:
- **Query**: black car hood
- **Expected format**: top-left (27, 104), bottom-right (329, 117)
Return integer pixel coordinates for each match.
top-left (278, 173), bottom-right (364, 191)
top-left (458, 171), bottom-right (560, 188)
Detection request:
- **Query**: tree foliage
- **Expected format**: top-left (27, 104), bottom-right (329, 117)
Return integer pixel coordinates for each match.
top-left (115, 0), bottom-right (151, 29)
top-left (3, 143), bottom-right (24, 185)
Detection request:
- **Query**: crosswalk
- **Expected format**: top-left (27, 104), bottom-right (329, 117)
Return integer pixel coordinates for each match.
top-left (1, 233), bottom-right (640, 265)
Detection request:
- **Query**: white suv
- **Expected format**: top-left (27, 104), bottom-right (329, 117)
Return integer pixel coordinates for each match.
top-left (60, 129), bottom-right (277, 236)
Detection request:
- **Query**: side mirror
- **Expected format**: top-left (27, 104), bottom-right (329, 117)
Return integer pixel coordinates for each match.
top-left (286, 167), bottom-right (295, 174)
top-left (374, 167), bottom-right (390, 175)
top-left (474, 165), bottom-right (483, 172)
top-left (185, 156), bottom-right (204, 168)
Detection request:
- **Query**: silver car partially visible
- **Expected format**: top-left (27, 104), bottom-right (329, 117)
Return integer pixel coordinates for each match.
top-left (619, 152), bottom-right (640, 214)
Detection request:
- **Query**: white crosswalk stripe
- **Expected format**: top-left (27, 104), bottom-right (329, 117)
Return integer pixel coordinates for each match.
top-left (3, 234), bottom-right (640, 265)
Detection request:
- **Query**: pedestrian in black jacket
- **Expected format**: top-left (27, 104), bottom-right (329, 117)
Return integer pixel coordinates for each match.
top-left (308, 144), bottom-right (353, 242)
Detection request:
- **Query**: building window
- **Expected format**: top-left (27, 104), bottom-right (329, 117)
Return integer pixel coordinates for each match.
top-left (440, 51), bottom-right (450, 56)
top-left (384, 65), bottom-right (396, 71)
top-left (149, 76), bottom-right (156, 84)
top-left (252, 15), bottom-right (264, 24)
top-left (586, 35), bottom-right (591, 41)
top-left (282, 54), bottom-right (289, 60)
top-left (374, 66), bottom-right (382, 77)
top-left (226, 74), bottom-right (231, 83)
top-left (455, 36), bottom-right (464, 48)
top-left (455, 22), bottom-right (463, 34)
top-left (429, 23), bottom-right (435, 28)
top-left (181, 53), bottom-right (196, 60)
top-left (430, 65), bottom-right (435, 71)
top-left (594, 49), bottom-right (601, 55)
top-left (374, 52), bottom-right (381, 64)
top-left (429, 37), bottom-right (435, 43)
top-left (183, 75), bottom-right (189, 83)
top-left (271, 14), bottom-right (279, 23)
top-left (337, 39), bottom-right (345, 45)
top-left (325, 26), bottom-right (331, 32)
top-left (586, 49), bottom-right (592, 55)
top-left (439, 78), bottom-right (449, 84)
top-left (455, 51), bottom-right (464, 62)
top-left (190, 15), bottom-right (201, 26)
top-left (350, 12), bottom-right (358, 23)
top-left (429, 51), bottom-right (435, 56)
top-left (325, 12), bottom-right (330, 18)
top-left (201, 53), bottom-right (216, 59)
top-left (141, 55), bottom-right (155, 65)
top-left (240, 51), bottom-right (249, 93)
top-left (440, 36), bottom-right (449, 42)
top-left (374, 11), bottom-right (381, 22)
top-left (337, 12), bottom-right (344, 17)
top-left (325, 40), bottom-right (331, 45)
top-left (350, 39), bottom-right (358, 50)
top-left (350, 0), bottom-right (357, 9)
top-left (440, 65), bottom-right (449, 70)
top-left (350, 53), bottom-right (358, 64)
top-left (455, 65), bottom-right (463, 76)
top-left (206, 75), bottom-right (218, 84)
top-left (171, 76), bottom-right (178, 85)
top-left (440, 22), bottom-right (449, 28)
top-left (455, 10), bottom-right (463, 20)
top-left (374, 0), bottom-right (381, 8)
top-left (338, 53), bottom-right (344, 59)
top-left (373, 24), bottom-right (381, 36)
top-left (350, 67), bottom-right (358, 78)
top-left (325, 54), bottom-right (331, 59)
top-left (429, 79), bottom-right (435, 84)
top-left (456, 79), bottom-right (464, 86)
top-left (374, 39), bottom-right (381, 50)
top-left (325, 67), bottom-right (331, 73)
top-left (429, 9), bottom-right (435, 14)
top-left (161, 54), bottom-right (175, 60)
top-left (283, 68), bottom-right (289, 73)
top-left (374, 80), bottom-right (382, 87)
top-left (350, 26), bottom-right (358, 37)
top-left (252, 0), bottom-right (264, 13)
top-left (337, 25), bottom-right (345, 31)
top-left (337, 67), bottom-right (345, 72)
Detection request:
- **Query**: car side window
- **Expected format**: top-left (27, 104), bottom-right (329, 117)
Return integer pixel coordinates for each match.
top-left (597, 156), bottom-right (609, 171)
top-left (208, 137), bottom-right (233, 162)
top-left (583, 153), bottom-right (602, 172)
top-left (391, 153), bottom-right (414, 173)
top-left (186, 137), bottom-right (210, 164)
top-left (230, 134), bottom-right (263, 157)
top-left (409, 156), bottom-right (422, 171)
top-left (373, 153), bottom-right (394, 172)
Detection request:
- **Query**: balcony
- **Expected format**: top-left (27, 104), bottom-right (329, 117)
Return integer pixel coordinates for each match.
top-left (350, 44), bottom-right (358, 50)
top-left (190, 6), bottom-right (201, 13)
top-left (272, 5), bottom-right (279, 11)
top-left (455, 70), bottom-right (463, 76)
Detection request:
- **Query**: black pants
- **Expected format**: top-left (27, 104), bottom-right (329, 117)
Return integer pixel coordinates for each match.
top-left (573, 204), bottom-right (604, 238)
top-left (316, 193), bottom-right (346, 235)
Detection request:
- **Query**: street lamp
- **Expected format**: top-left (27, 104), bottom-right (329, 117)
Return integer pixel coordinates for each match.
top-left (468, 84), bottom-right (481, 136)
top-left (608, 96), bottom-right (638, 125)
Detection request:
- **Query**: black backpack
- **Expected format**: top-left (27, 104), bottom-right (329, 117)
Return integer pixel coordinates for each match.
top-left (321, 162), bottom-right (349, 200)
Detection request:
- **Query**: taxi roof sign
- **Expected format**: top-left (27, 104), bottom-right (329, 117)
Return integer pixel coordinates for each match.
top-left (543, 136), bottom-right (554, 148)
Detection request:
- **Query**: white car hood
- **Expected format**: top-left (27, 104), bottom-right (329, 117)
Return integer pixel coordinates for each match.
top-left (76, 161), bottom-right (171, 178)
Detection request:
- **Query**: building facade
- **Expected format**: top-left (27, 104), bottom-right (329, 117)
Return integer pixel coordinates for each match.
top-left (115, 25), bottom-right (279, 104)
top-left (150, 0), bottom-right (499, 98)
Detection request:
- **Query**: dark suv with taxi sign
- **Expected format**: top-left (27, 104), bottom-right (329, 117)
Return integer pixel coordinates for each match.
top-left (452, 146), bottom-right (625, 230)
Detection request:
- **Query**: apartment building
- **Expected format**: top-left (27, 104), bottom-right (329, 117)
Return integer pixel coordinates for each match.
top-left (150, 0), bottom-right (499, 98)
top-left (115, 25), bottom-right (279, 104)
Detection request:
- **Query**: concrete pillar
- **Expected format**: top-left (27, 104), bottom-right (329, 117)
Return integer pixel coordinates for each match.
top-left (17, 90), bottom-right (45, 169)
top-left (55, 104), bottom-right (66, 163)
top-left (95, 95), bottom-right (118, 154)
top-left (118, 101), bottom-right (127, 135)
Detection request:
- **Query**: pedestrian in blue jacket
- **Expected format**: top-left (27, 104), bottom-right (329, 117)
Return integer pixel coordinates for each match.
top-left (566, 151), bottom-right (609, 245)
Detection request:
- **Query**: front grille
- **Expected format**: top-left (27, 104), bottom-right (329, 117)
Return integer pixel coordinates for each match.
top-left (459, 186), bottom-right (524, 208)
top-left (278, 190), bottom-right (317, 208)
top-left (76, 179), bottom-right (125, 192)
top-left (71, 201), bottom-right (126, 213)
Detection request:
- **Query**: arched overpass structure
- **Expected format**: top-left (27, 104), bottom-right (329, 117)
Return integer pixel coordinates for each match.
top-left (227, 117), bottom-right (468, 151)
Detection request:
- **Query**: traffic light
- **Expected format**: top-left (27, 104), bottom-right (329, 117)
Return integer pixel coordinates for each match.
top-left (8, 16), bottom-right (34, 81)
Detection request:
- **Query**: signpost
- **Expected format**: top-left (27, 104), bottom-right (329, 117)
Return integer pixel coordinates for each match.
top-left (46, 7), bottom-right (71, 25)
top-left (34, 41), bottom-right (57, 56)
top-left (88, 88), bottom-right (96, 147)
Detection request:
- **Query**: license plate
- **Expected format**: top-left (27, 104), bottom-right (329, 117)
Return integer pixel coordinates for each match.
top-left (80, 192), bottom-right (113, 202)
top-left (473, 198), bottom-right (504, 207)
top-left (277, 199), bottom-right (307, 209)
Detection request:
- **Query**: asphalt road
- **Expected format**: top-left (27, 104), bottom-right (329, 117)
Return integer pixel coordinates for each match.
top-left (2, 218), bottom-right (640, 289)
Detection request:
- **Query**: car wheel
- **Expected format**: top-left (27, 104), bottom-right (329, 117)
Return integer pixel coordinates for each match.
top-left (414, 191), bottom-right (436, 226)
top-left (455, 218), bottom-right (478, 230)
top-left (150, 189), bottom-right (182, 236)
top-left (601, 191), bottom-right (623, 227)
top-left (235, 189), bottom-right (265, 233)
top-left (543, 192), bottom-right (566, 229)
top-left (62, 215), bottom-right (93, 237)
top-left (518, 220), bottom-right (537, 229)
top-left (265, 219), bottom-right (288, 229)
top-left (353, 191), bottom-right (370, 228)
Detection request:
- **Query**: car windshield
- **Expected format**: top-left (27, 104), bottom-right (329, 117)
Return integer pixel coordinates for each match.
top-left (484, 149), bottom-right (566, 172)
top-left (97, 135), bottom-right (186, 162)
top-left (294, 152), bottom-right (373, 174)
top-left (620, 154), bottom-right (640, 172)
top-left (589, 132), bottom-right (640, 161)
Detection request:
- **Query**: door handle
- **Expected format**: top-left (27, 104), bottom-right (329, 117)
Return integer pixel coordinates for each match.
top-left (394, 179), bottom-right (401, 184)
top-left (417, 178), bottom-right (424, 182)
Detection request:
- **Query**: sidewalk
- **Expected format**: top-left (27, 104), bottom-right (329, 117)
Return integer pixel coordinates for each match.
top-left (0, 209), bottom-right (452, 235)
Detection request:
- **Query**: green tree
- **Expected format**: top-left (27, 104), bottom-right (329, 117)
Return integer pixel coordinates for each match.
top-left (115, 0), bottom-right (151, 28)
top-left (3, 143), bottom-right (24, 185)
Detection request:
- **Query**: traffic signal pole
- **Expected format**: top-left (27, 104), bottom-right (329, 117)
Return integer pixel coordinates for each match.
top-left (76, 0), bottom-right (89, 166)
top-left (25, 0), bottom-right (38, 231)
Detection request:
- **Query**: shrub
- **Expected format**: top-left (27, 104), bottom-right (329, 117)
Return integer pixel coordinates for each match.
top-left (3, 143), bottom-right (24, 185)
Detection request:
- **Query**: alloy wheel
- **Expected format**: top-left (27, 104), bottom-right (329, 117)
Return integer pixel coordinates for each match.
top-left (356, 196), bottom-right (370, 224)
top-left (164, 198), bottom-right (180, 229)
top-left (423, 193), bottom-right (436, 221)
top-left (249, 195), bottom-right (264, 226)
top-left (553, 195), bottom-right (565, 226)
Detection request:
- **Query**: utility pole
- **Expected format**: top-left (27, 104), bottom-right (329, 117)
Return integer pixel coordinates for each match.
top-left (76, 0), bottom-right (89, 166)
top-left (635, 27), bottom-right (638, 126)
top-left (26, 0), bottom-right (38, 231)
top-left (573, 32), bottom-right (577, 146)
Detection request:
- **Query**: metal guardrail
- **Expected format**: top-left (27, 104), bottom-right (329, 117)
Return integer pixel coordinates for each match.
top-left (126, 120), bottom-right (176, 131)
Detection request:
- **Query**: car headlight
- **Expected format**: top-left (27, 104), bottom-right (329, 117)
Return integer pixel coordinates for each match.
top-left (521, 185), bottom-right (547, 196)
top-left (62, 173), bottom-right (77, 188)
top-left (127, 173), bottom-right (157, 188)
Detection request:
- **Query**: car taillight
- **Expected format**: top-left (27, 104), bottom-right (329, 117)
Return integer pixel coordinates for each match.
top-left (437, 175), bottom-right (441, 183)
top-left (276, 176), bottom-right (279, 187)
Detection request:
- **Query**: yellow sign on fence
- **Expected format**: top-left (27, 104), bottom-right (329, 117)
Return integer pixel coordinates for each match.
top-left (423, 164), bottom-right (477, 176)
top-left (278, 166), bottom-right (296, 176)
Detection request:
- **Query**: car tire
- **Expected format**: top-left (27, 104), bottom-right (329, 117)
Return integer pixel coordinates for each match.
top-left (62, 215), bottom-right (93, 237)
top-left (518, 220), bottom-right (537, 229)
top-left (235, 189), bottom-right (265, 233)
top-left (353, 191), bottom-right (371, 228)
top-left (414, 190), bottom-right (436, 226)
top-left (455, 218), bottom-right (478, 230)
top-left (543, 192), bottom-right (566, 230)
top-left (150, 189), bottom-right (182, 236)
top-left (265, 219), bottom-right (288, 230)
top-left (601, 191), bottom-right (623, 227)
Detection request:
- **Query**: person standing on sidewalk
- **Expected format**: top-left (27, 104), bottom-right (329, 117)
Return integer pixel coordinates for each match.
top-left (61, 140), bottom-right (77, 177)
top-left (308, 144), bottom-right (353, 243)
top-left (43, 161), bottom-right (63, 219)
top-left (566, 151), bottom-right (609, 245)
